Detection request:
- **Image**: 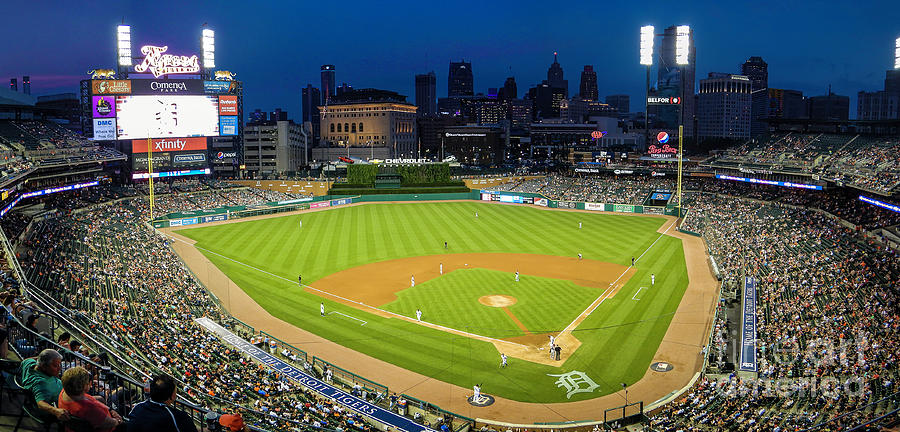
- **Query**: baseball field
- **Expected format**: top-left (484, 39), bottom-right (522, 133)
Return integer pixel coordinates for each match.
top-left (175, 201), bottom-right (690, 405)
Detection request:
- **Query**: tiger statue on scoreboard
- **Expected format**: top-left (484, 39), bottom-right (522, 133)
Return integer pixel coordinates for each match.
top-left (88, 69), bottom-right (117, 79)
top-left (214, 70), bottom-right (236, 81)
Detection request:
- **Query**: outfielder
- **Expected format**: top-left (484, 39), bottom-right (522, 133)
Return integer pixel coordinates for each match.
top-left (651, 273), bottom-right (655, 285)
top-left (579, 221), bottom-right (582, 229)
top-left (500, 353), bottom-right (507, 368)
top-left (416, 309), bottom-right (422, 321)
top-left (320, 302), bottom-right (325, 317)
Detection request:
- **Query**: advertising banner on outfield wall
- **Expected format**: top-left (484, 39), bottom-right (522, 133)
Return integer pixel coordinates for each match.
top-left (331, 198), bottom-right (352, 206)
top-left (201, 214), bottom-right (227, 223)
top-left (614, 204), bottom-right (635, 213)
top-left (739, 276), bottom-right (758, 372)
top-left (535, 198), bottom-right (548, 207)
top-left (311, 201), bottom-right (330, 209)
top-left (557, 201), bottom-right (576, 209)
top-left (584, 202), bottom-right (605, 211)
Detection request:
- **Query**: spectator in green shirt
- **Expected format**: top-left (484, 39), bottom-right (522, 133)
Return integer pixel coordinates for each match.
top-left (21, 348), bottom-right (70, 421)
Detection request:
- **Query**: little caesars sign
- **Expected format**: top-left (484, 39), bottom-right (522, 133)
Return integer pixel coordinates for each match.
top-left (134, 45), bottom-right (200, 78)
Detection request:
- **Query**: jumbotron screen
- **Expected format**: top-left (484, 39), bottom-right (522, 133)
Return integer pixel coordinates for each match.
top-left (115, 95), bottom-right (220, 140)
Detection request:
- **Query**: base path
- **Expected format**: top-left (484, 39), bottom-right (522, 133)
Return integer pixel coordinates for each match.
top-left (164, 202), bottom-right (719, 424)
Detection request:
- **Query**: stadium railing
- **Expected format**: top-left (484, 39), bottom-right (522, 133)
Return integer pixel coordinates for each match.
top-left (311, 356), bottom-right (389, 402)
top-left (399, 393), bottom-right (474, 432)
top-left (799, 389), bottom-right (900, 431)
top-left (259, 330), bottom-right (309, 363)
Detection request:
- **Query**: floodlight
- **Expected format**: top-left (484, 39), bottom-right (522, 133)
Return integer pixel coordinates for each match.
top-left (640, 25), bottom-right (654, 66)
top-left (675, 25), bottom-right (690, 65)
top-left (895, 37), bottom-right (899, 69)
top-left (117, 25), bottom-right (132, 66)
top-left (202, 28), bottom-right (215, 68)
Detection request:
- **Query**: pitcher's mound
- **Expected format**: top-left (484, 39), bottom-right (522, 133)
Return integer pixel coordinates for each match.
top-left (479, 295), bottom-right (517, 307)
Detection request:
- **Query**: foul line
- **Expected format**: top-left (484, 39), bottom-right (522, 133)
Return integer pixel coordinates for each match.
top-left (632, 287), bottom-right (646, 301)
top-left (166, 234), bottom-right (529, 348)
top-left (329, 311), bottom-right (367, 325)
top-left (556, 216), bottom-right (676, 338)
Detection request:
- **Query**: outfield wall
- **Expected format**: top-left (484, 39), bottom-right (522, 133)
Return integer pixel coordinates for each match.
top-left (152, 189), bottom-right (682, 229)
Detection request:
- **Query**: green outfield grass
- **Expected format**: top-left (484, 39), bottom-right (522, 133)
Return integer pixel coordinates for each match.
top-left (178, 202), bottom-right (689, 403)
top-left (383, 268), bottom-right (601, 339)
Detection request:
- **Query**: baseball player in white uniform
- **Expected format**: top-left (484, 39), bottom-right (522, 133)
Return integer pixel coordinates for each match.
top-left (651, 274), bottom-right (655, 285)
top-left (500, 353), bottom-right (507, 368)
top-left (416, 309), bottom-right (422, 321)
top-left (320, 302), bottom-right (325, 317)
top-left (515, 271), bottom-right (519, 282)
top-left (579, 221), bottom-right (582, 229)
top-left (473, 385), bottom-right (481, 400)
top-left (440, 263), bottom-right (443, 275)
top-left (411, 275), bottom-right (415, 287)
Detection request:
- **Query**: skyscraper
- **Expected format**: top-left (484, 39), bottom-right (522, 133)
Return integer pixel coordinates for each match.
top-left (579, 66), bottom-right (598, 101)
top-left (605, 95), bottom-right (630, 113)
top-left (9, 78), bottom-right (16, 91)
top-left (321, 65), bottom-right (336, 104)
top-left (301, 84), bottom-right (321, 140)
top-left (500, 77), bottom-right (517, 101)
top-left (448, 61), bottom-right (473, 97)
top-left (415, 72), bottom-right (437, 117)
top-left (697, 73), bottom-right (752, 139)
top-left (547, 52), bottom-right (568, 98)
top-left (657, 26), bottom-right (696, 139)
top-left (22, 76), bottom-right (31, 95)
top-left (741, 56), bottom-right (768, 91)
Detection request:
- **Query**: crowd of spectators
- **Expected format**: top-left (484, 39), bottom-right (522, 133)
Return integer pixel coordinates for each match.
top-left (708, 132), bottom-right (900, 194)
top-left (654, 193), bottom-right (900, 430)
top-left (1, 171), bottom-right (899, 431)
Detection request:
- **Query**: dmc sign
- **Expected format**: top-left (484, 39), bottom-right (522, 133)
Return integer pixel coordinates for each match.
top-left (134, 45), bottom-right (200, 78)
top-left (647, 96), bottom-right (681, 105)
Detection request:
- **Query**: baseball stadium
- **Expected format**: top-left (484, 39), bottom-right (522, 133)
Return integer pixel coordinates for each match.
top-left (1, 17), bottom-right (899, 432)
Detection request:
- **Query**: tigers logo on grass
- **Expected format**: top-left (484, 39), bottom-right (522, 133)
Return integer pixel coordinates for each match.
top-left (547, 371), bottom-right (601, 399)
top-left (467, 394), bottom-right (495, 407)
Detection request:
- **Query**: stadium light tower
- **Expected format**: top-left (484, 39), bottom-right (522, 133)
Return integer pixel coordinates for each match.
top-left (895, 37), bottom-right (900, 69)
top-left (117, 24), bottom-right (132, 76)
top-left (675, 25), bottom-right (690, 218)
top-left (202, 28), bottom-right (215, 69)
top-left (640, 25), bottom-right (654, 150)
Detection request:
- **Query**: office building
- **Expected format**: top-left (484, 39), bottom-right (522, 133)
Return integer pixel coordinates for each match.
top-left (9, 78), bottom-right (16, 92)
top-left (508, 99), bottom-right (533, 128)
top-left (657, 25), bottom-right (696, 138)
top-left (415, 72), bottom-right (437, 117)
top-left (499, 77), bottom-right (517, 101)
top-left (527, 82), bottom-right (566, 119)
top-left (547, 52), bottom-right (568, 98)
top-left (448, 61), bottom-right (474, 97)
top-left (808, 92), bottom-right (850, 121)
top-left (697, 73), bottom-right (752, 139)
top-left (243, 116), bottom-right (309, 176)
top-left (319, 88), bottom-right (418, 157)
top-left (741, 57), bottom-right (768, 91)
top-left (336, 83), bottom-right (353, 97)
top-left (22, 76), bottom-right (31, 95)
top-left (605, 95), bottom-right (630, 113)
top-left (321, 64), bottom-right (336, 104)
top-left (858, 91), bottom-right (899, 120)
top-left (301, 84), bottom-right (321, 142)
top-left (579, 66), bottom-right (598, 101)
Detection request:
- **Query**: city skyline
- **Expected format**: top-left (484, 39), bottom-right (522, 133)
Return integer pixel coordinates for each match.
top-left (1, 0), bottom-right (898, 119)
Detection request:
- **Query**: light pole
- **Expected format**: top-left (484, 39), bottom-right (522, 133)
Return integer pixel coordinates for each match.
top-left (674, 25), bottom-right (691, 218)
top-left (640, 25), bottom-right (654, 150)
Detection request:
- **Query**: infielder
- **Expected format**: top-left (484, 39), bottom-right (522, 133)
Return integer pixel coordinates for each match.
top-left (500, 353), bottom-right (508, 368)
top-left (578, 253), bottom-right (583, 260)
top-left (651, 274), bottom-right (656, 285)
top-left (298, 274), bottom-right (302, 286)
top-left (320, 302), bottom-right (325, 317)
top-left (440, 263), bottom-right (443, 275)
top-left (549, 334), bottom-right (555, 347)
top-left (416, 309), bottom-right (422, 321)
top-left (515, 271), bottom-right (519, 282)
top-left (411, 275), bottom-right (415, 287)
